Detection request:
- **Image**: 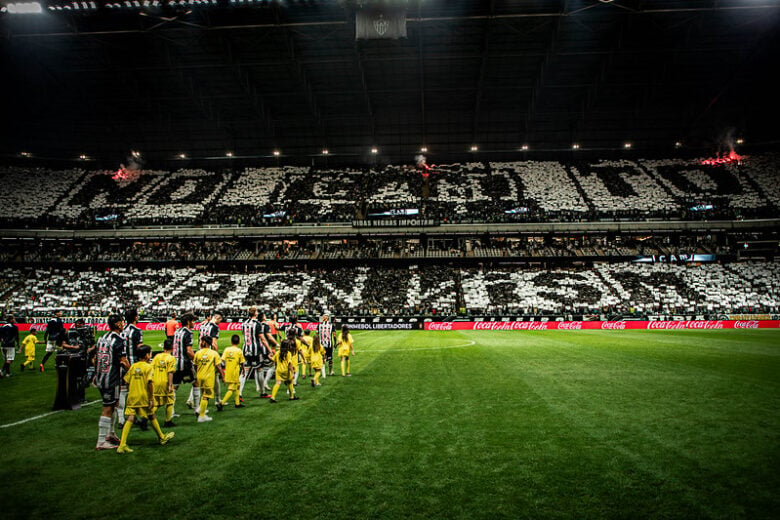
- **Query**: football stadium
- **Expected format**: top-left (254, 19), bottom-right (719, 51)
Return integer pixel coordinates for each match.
top-left (1, 1), bottom-right (779, 518)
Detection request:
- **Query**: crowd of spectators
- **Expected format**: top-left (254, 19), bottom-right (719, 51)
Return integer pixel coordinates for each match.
top-left (0, 234), bottom-right (735, 265)
top-left (1, 261), bottom-right (777, 320)
top-left (1, 154), bottom-right (777, 228)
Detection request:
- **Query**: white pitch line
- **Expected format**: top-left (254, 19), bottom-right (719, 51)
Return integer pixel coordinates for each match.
top-left (365, 340), bottom-right (476, 353)
top-left (0, 399), bottom-right (100, 429)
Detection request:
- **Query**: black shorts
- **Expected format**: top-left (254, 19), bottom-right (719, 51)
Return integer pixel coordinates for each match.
top-left (324, 347), bottom-right (333, 361)
top-left (244, 355), bottom-right (261, 368)
top-left (99, 385), bottom-right (120, 407)
top-left (173, 362), bottom-right (195, 385)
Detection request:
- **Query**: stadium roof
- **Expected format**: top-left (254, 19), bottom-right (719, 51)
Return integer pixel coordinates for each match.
top-left (2, 0), bottom-right (779, 164)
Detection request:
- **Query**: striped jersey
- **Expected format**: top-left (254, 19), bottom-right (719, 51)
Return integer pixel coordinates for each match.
top-left (200, 322), bottom-right (219, 345)
top-left (242, 318), bottom-right (264, 357)
top-left (121, 323), bottom-right (143, 365)
top-left (95, 331), bottom-right (126, 388)
top-left (318, 321), bottom-right (334, 348)
top-left (172, 327), bottom-right (193, 371)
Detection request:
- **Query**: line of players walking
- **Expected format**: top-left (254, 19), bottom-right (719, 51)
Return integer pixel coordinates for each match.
top-left (89, 306), bottom-right (355, 453)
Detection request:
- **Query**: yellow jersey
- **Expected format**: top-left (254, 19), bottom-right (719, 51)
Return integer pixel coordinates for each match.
top-left (22, 334), bottom-right (37, 357)
top-left (195, 348), bottom-right (222, 386)
top-left (221, 346), bottom-right (245, 384)
top-left (309, 344), bottom-right (325, 369)
top-left (123, 360), bottom-right (153, 408)
top-left (273, 350), bottom-right (292, 375)
top-left (151, 352), bottom-right (176, 396)
top-left (337, 332), bottom-right (353, 357)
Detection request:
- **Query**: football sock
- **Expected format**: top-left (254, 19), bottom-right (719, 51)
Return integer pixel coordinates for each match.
top-left (294, 370), bottom-right (299, 385)
top-left (98, 416), bottom-right (111, 444)
top-left (187, 387), bottom-right (194, 404)
top-left (193, 387), bottom-right (201, 409)
top-left (41, 352), bottom-right (52, 366)
top-left (198, 398), bottom-right (208, 418)
top-left (117, 389), bottom-right (127, 421)
top-left (255, 370), bottom-right (263, 392)
top-left (314, 371), bottom-right (320, 385)
top-left (346, 359), bottom-right (351, 374)
top-left (222, 389), bottom-right (233, 405)
top-left (239, 372), bottom-right (248, 395)
top-left (110, 410), bottom-right (118, 436)
top-left (271, 382), bottom-right (281, 400)
top-left (150, 417), bottom-right (164, 439)
top-left (341, 359), bottom-right (346, 376)
top-left (165, 405), bottom-right (173, 422)
top-left (119, 419), bottom-right (133, 448)
top-left (287, 383), bottom-right (295, 398)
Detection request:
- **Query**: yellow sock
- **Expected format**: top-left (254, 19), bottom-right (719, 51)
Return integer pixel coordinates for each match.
top-left (222, 390), bottom-right (233, 405)
top-left (314, 371), bottom-right (320, 385)
top-left (119, 419), bottom-right (133, 448)
top-left (341, 359), bottom-right (345, 376)
top-left (199, 398), bottom-right (208, 418)
top-left (271, 382), bottom-right (281, 400)
top-left (288, 383), bottom-right (295, 398)
top-left (347, 359), bottom-right (351, 374)
top-left (165, 405), bottom-right (173, 422)
top-left (150, 417), bottom-right (164, 439)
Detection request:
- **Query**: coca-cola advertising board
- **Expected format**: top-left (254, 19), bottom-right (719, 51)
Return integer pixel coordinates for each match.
top-left (424, 320), bottom-right (780, 331)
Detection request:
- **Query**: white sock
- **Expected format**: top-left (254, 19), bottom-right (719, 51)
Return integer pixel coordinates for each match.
top-left (255, 370), bottom-right (262, 392)
top-left (263, 368), bottom-right (275, 388)
top-left (116, 388), bottom-right (126, 421)
top-left (98, 416), bottom-right (111, 444)
top-left (294, 370), bottom-right (299, 385)
top-left (193, 387), bottom-right (201, 413)
top-left (187, 387), bottom-right (194, 404)
top-left (110, 409), bottom-right (118, 436)
top-left (239, 372), bottom-right (247, 395)
top-left (322, 366), bottom-right (326, 378)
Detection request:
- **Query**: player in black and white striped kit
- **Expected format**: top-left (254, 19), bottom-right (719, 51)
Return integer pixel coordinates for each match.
top-left (240, 307), bottom-right (269, 398)
top-left (118, 309), bottom-right (143, 427)
top-left (95, 314), bottom-right (129, 450)
top-left (318, 314), bottom-right (336, 377)
top-left (172, 313), bottom-right (200, 417)
top-left (259, 311), bottom-right (279, 395)
top-left (202, 313), bottom-right (223, 398)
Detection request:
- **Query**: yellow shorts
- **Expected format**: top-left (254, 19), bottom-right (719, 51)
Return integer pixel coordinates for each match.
top-left (311, 359), bottom-right (322, 370)
top-left (125, 406), bottom-right (150, 418)
top-left (224, 382), bottom-right (239, 392)
top-left (338, 345), bottom-right (351, 357)
top-left (275, 370), bottom-right (292, 384)
top-left (154, 394), bottom-right (174, 407)
top-left (199, 385), bottom-right (215, 399)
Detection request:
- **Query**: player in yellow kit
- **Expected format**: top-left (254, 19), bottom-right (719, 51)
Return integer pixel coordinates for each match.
top-left (117, 345), bottom-right (175, 454)
top-left (152, 339), bottom-right (177, 427)
top-left (195, 335), bottom-right (223, 422)
top-left (19, 330), bottom-right (41, 372)
top-left (336, 325), bottom-right (355, 377)
top-left (309, 335), bottom-right (325, 388)
top-left (218, 334), bottom-right (246, 410)
top-left (269, 339), bottom-right (298, 403)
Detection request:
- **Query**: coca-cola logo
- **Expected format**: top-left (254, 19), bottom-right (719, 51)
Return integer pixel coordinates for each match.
top-left (600, 321), bottom-right (626, 330)
top-left (142, 323), bottom-right (166, 331)
top-left (428, 322), bottom-right (454, 331)
top-left (472, 322), bottom-right (549, 331)
top-left (558, 322), bottom-right (583, 330)
top-left (734, 320), bottom-right (759, 329)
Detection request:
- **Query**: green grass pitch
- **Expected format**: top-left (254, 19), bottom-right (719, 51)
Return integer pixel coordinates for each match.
top-left (0, 329), bottom-right (778, 519)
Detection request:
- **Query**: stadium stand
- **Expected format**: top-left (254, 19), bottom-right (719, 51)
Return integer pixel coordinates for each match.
top-left (1, 155), bottom-right (776, 228)
top-left (2, 262), bottom-right (777, 318)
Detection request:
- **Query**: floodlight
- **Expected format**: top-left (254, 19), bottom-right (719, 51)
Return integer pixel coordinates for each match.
top-left (624, 142), bottom-right (632, 149)
top-left (272, 150), bottom-right (280, 156)
top-left (370, 147), bottom-right (378, 154)
top-left (322, 149), bottom-right (329, 155)
top-left (225, 151), bottom-right (233, 157)
top-left (572, 143), bottom-right (580, 150)
top-left (521, 145), bottom-right (529, 151)
top-left (420, 147), bottom-right (427, 153)
top-left (470, 145), bottom-right (478, 152)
